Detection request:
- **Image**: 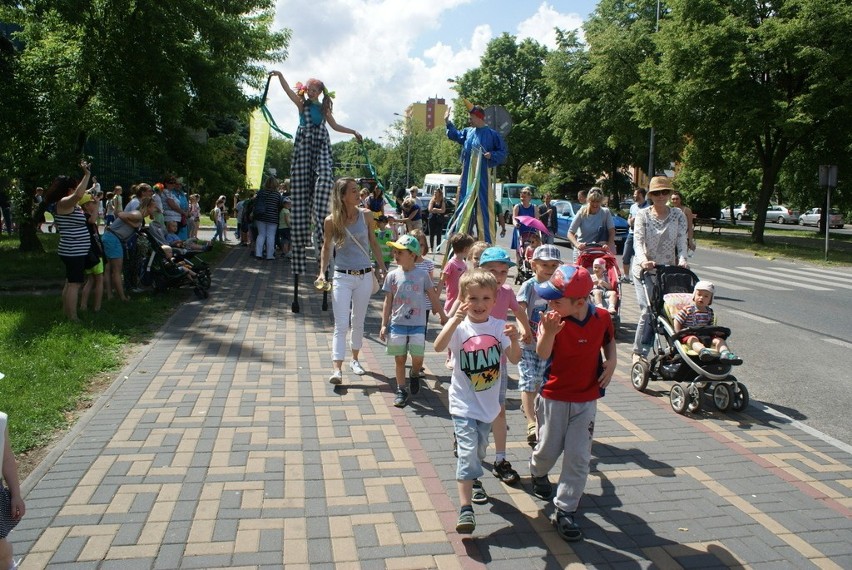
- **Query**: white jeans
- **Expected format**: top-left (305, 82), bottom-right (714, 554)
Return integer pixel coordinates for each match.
top-left (255, 220), bottom-right (277, 259)
top-left (331, 269), bottom-right (374, 362)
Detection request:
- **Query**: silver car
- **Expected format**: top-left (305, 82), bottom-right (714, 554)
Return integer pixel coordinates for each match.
top-left (765, 204), bottom-right (799, 224)
top-left (799, 208), bottom-right (845, 229)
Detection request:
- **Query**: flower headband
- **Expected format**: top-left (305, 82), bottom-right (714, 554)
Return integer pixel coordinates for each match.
top-left (294, 81), bottom-right (335, 99)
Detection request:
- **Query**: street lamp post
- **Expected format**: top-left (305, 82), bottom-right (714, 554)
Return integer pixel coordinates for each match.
top-left (647, 0), bottom-right (661, 183)
top-left (394, 112), bottom-right (412, 189)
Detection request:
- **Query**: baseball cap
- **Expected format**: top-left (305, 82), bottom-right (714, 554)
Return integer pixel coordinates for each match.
top-left (532, 244), bottom-right (561, 262)
top-left (387, 234), bottom-right (421, 255)
top-left (593, 258), bottom-right (606, 267)
top-left (478, 247), bottom-right (516, 267)
top-left (78, 193), bottom-right (95, 206)
top-left (534, 265), bottom-right (593, 300)
top-left (694, 281), bottom-right (715, 295)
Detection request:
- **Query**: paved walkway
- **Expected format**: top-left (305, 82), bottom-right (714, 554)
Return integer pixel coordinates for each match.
top-left (17, 243), bottom-right (852, 569)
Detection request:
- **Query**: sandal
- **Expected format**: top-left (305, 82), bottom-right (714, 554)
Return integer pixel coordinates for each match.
top-left (551, 509), bottom-right (583, 542)
top-left (720, 351), bottom-right (743, 365)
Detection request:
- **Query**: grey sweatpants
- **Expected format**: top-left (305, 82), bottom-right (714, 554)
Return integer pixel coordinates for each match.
top-left (530, 396), bottom-right (596, 513)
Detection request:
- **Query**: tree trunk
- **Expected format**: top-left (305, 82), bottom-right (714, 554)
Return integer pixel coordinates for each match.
top-left (17, 177), bottom-right (45, 253)
top-left (751, 166), bottom-right (781, 245)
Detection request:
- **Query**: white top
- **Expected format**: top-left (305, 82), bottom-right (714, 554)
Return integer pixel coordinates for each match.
top-left (448, 317), bottom-right (511, 423)
top-left (632, 206), bottom-right (688, 278)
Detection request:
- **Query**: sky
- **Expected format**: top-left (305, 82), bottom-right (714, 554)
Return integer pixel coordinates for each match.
top-left (265, 0), bottom-right (598, 143)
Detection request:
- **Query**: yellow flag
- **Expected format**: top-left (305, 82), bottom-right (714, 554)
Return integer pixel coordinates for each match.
top-left (246, 108), bottom-right (270, 190)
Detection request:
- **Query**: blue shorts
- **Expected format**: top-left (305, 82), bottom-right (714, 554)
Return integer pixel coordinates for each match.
top-left (453, 416), bottom-right (492, 481)
top-left (101, 231), bottom-right (125, 260)
top-left (518, 348), bottom-right (547, 393)
top-left (387, 324), bottom-right (426, 357)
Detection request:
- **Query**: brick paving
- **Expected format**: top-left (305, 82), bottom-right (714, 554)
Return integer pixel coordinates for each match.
top-left (16, 243), bottom-right (852, 569)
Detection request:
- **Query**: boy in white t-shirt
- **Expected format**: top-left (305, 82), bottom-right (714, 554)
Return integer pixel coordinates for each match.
top-left (434, 270), bottom-right (521, 534)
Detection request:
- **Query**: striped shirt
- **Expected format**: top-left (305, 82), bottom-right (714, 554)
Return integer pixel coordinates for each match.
top-left (55, 207), bottom-right (91, 256)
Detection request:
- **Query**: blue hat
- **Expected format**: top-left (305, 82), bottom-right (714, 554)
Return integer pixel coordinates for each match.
top-left (478, 247), bottom-right (516, 267)
top-left (534, 265), bottom-right (593, 300)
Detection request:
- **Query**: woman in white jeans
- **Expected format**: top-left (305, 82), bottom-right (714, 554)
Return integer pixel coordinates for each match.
top-left (318, 178), bottom-right (387, 384)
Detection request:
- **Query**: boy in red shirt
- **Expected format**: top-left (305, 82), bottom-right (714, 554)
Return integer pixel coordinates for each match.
top-left (530, 265), bottom-right (616, 542)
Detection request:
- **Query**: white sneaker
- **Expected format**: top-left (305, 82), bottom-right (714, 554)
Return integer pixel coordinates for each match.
top-left (329, 370), bottom-right (343, 385)
top-left (349, 360), bottom-right (366, 375)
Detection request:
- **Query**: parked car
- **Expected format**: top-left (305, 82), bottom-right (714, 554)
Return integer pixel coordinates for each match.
top-left (799, 208), bottom-right (845, 229)
top-left (415, 196), bottom-right (455, 235)
top-left (552, 199), bottom-right (629, 254)
top-left (765, 204), bottom-right (799, 224)
top-left (719, 204), bottom-right (751, 221)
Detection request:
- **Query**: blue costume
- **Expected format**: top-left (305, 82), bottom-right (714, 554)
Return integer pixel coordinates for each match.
top-left (445, 120), bottom-right (508, 243)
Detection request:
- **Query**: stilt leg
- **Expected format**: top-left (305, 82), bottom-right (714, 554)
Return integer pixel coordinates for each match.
top-left (291, 274), bottom-right (300, 313)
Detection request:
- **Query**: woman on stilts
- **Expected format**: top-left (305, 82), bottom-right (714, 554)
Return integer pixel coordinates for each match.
top-left (270, 70), bottom-right (362, 312)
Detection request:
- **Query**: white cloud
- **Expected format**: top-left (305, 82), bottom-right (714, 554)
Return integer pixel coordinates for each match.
top-left (516, 2), bottom-right (585, 49)
top-left (262, 1), bottom-right (583, 143)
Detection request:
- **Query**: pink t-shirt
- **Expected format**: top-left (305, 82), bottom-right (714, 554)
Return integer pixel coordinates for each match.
top-left (442, 256), bottom-right (467, 313)
top-left (492, 284), bottom-right (520, 320)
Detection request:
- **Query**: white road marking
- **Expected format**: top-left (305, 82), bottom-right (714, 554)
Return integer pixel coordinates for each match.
top-left (824, 338), bottom-right (852, 349)
top-left (685, 276), bottom-right (753, 291)
top-left (704, 266), bottom-right (833, 291)
top-left (757, 266), bottom-right (852, 290)
top-left (699, 266), bottom-right (794, 291)
top-left (729, 310), bottom-right (778, 324)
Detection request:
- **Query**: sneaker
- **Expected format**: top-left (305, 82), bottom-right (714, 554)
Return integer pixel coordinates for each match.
top-left (349, 360), bottom-right (366, 375)
top-left (328, 370), bottom-right (343, 385)
top-left (409, 372), bottom-right (421, 395)
top-left (492, 459), bottom-right (520, 485)
top-left (393, 388), bottom-right (409, 408)
top-left (527, 423), bottom-right (537, 448)
top-left (620, 275), bottom-right (632, 284)
top-left (698, 348), bottom-right (718, 362)
top-left (719, 351), bottom-right (742, 365)
top-left (551, 509), bottom-right (583, 542)
top-left (471, 480), bottom-right (489, 504)
top-left (532, 475), bottom-right (553, 500)
top-left (456, 508), bottom-right (476, 534)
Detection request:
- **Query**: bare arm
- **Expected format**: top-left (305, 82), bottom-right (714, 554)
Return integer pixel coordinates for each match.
top-left (434, 303), bottom-right (466, 352)
top-left (269, 71), bottom-right (304, 111)
top-left (325, 110), bottom-right (362, 142)
top-left (598, 337), bottom-right (617, 389)
top-left (379, 291), bottom-right (392, 342)
top-left (536, 310), bottom-right (563, 359)
top-left (317, 216), bottom-right (335, 279)
top-left (57, 161), bottom-right (92, 215)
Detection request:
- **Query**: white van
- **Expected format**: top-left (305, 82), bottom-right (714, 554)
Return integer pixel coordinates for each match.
top-left (422, 173), bottom-right (460, 203)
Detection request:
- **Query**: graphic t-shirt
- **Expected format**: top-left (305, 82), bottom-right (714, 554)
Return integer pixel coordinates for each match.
top-left (517, 278), bottom-right (550, 351)
top-left (448, 317), bottom-right (511, 423)
top-left (383, 266), bottom-right (434, 329)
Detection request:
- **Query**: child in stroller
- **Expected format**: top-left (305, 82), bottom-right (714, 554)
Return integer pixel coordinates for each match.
top-left (673, 281), bottom-right (742, 365)
top-left (576, 245), bottom-right (621, 326)
top-left (630, 266), bottom-right (748, 415)
top-left (514, 231), bottom-right (541, 285)
top-left (140, 228), bottom-right (212, 298)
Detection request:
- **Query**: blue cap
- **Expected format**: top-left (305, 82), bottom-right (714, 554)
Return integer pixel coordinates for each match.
top-left (478, 247), bottom-right (515, 267)
top-left (534, 265), bottom-right (593, 300)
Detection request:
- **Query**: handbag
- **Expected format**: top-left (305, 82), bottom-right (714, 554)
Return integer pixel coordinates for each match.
top-left (344, 223), bottom-right (381, 295)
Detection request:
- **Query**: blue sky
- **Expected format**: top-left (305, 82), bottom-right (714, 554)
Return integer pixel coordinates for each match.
top-left (267, 1), bottom-right (598, 141)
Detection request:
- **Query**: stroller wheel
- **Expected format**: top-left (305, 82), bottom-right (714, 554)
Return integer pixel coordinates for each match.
top-left (687, 385), bottom-right (702, 413)
top-left (194, 287), bottom-right (205, 299)
top-left (670, 383), bottom-right (689, 414)
top-left (728, 379), bottom-right (749, 412)
top-left (713, 383), bottom-right (732, 412)
top-left (630, 362), bottom-right (650, 392)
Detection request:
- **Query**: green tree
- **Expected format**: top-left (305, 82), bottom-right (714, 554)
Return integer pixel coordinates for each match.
top-left (452, 33), bottom-right (558, 183)
top-left (638, 0), bottom-right (852, 243)
top-left (1, 0), bottom-right (289, 251)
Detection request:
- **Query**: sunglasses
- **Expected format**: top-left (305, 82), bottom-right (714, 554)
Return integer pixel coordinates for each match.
top-left (649, 189), bottom-right (672, 196)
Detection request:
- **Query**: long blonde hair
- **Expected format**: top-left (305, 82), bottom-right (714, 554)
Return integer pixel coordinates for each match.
top-left (577, 188), bottom-right (605, 219)
top-left (328, 177), bottom-right (357, 247)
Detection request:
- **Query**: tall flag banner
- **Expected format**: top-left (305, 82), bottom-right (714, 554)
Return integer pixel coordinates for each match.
top-left (246, 107), bottom-right (271, 190)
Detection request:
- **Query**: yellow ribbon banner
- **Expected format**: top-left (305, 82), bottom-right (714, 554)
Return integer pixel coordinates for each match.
top-left (245, 107), bottom-right (271, 190)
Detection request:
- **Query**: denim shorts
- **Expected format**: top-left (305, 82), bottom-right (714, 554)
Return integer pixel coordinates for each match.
top-left (453, 416), bottom-right (492, 481)
top-left (101, 231), bottom-right (125, 260)
top-left (518, 348), bottom-right (547, 393)
top-left (387, 324), bottom-right (426, 357)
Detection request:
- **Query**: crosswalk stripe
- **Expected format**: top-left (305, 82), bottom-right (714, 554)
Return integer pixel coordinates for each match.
top-left (824, 338), bottom-right (852, 349)
top-left (703, 266), bottom-right (832, 291)
top-left (688, 276), bottom-right (753, 291)
top-left (758, 267), bottom-right (852, 290)
top-left (730, 310), bottom-right (778, 324)
top-left (796, 265), bottom-right (852, 278)
top-left (698, 266), bottom-right (794, 291)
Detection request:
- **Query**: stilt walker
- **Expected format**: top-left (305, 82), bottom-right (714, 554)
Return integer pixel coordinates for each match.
top-left (269, 71), bottom-right (362, 312)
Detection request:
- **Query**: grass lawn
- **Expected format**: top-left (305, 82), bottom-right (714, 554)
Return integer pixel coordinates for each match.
top-left (0, 233), bottom-right (230, 458)
top-left (695, 227), bottom-right (852, 266)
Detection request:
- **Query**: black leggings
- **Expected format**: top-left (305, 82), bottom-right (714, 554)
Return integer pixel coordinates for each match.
top-left (428, 215), bottom-right (445, 250)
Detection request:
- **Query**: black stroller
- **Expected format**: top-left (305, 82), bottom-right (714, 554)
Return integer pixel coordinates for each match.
top-left (139, 228), bottom-right (212, 299)
top-left (630, 266), bottom-right (748, 414)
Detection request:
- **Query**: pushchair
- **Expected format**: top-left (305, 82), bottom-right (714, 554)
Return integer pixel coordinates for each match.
top-left (139, 228), bottom-right (212, 299)
top-left (576, 244), bottom-right (622, 329)
top-left (513, 230), bottom-right (540, 285)
top-left (630, 266), bottom-right (748, 415)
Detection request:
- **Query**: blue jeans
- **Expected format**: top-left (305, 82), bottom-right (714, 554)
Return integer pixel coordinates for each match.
top-left (453, 416), bottom-right (492, 481)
